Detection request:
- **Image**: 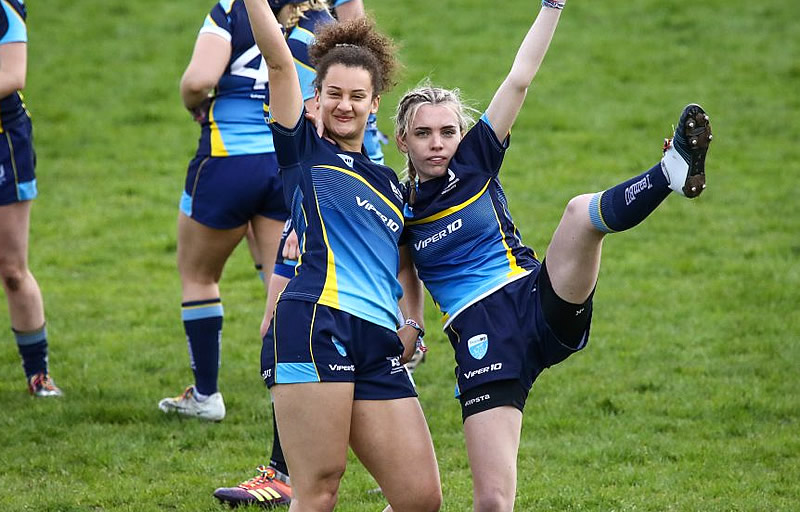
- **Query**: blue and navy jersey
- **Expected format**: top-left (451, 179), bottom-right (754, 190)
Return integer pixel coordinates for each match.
top-left (402, 115), bottom-right (538, 327)
top-left (195, 1), bottom-right (332, 157)
top-left (0, 0), bottom-right (28, 130)
top-left (270, 114), bottom-right (405, 331)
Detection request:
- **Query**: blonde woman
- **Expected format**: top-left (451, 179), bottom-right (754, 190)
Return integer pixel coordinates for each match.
top-left (395, 1), bottom-right (712, 510)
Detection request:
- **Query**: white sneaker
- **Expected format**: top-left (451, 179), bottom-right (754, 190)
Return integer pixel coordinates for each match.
top-left (661, 103), bottom-right (713, 198)
top-left (158, 385), bottom-right (225, 421)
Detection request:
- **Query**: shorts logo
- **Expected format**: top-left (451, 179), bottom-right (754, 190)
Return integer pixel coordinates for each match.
top-left (467, 334), bottom-right (489, 360)
top-left (387, 355), bottom-right (405, 374)
top-left (261, 369), bottom-right (272, 381)
top-left (328, 364), bottom-right (355, 372)
top-left (332, 337), bottom-right (347, 357)
top-left (337, 154), bottom-right (354, 168)
top-left (463, 393), bottom-right (490, 407)
top-left (0, 164), bottom-right (5, 186)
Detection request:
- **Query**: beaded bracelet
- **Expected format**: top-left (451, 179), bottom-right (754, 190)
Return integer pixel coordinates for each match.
top-left (542, 0), bottom-right (565, 9)
top-left (404, 318), bottom-right (425, 338)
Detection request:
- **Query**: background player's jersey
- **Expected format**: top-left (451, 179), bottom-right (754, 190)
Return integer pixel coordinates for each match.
top-left (270, 114), bottom-right (405, 331)
top-left (195, 0), bottom-right (332, 157)
top-left (0, 0), bottom-right (28, 130)
top-left (402, 115), bottom-right (538, 327)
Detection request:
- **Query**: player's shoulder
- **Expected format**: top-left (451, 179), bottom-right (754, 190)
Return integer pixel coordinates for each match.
top-left (296, 8), bottom-right (334, 34)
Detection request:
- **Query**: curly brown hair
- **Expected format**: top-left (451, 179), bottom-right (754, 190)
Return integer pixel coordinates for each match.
top-left (309, 16), bottom-right (398, 97)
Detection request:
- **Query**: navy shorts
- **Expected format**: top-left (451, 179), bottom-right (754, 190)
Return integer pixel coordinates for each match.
top-left (0, 115), bottom-right (37, 206)
top-left (262, 299), bottom-right (417, 401)
top-left (447, 263), bottom-right (591, 415)
top-left (179, 153), bottom-right (288, 229)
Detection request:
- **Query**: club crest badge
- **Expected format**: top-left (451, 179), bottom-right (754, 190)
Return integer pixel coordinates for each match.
top-left (467, 334), bottom-right (489, 360)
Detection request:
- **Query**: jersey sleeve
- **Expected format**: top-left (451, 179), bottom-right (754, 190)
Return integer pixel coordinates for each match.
top-left (452, 114), bottom-right (510, 178)
top-left (0, 1), bottom-right (27, 44)
top-left (199, 1), bottom-right (233, 42)
top-left (289, 10), bottom-right (333, 101)
top-left (269, 110), bottom-right (318, 168)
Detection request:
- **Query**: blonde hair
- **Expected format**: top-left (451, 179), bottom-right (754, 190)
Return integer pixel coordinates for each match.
top-left (279, 0), bottom-right (329, 31)
top-left (394, 84), bottom-right (478, 204)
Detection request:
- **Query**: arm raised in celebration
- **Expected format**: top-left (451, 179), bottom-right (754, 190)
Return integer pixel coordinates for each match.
top-left (484, 1), bottom-right (565, 141)
top-left (242, 0), bottom-right (304, 126)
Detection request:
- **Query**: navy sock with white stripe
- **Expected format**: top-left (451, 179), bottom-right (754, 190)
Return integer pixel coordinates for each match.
top-left (182, 298), bottom-right (223, 396)
top-left (14, 325), bottom-right (49, 378)
top-left (588, 164), bottom-right (671, 233)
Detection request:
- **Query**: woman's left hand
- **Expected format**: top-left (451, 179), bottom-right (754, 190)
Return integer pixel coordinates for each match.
top-left (397, 325), bottom-right (418, 364)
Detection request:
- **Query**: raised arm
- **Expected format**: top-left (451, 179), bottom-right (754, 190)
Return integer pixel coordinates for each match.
top-left (242, 0), bottom-right (303, 126)
top-left (484, 1), bottom-right (565, 141)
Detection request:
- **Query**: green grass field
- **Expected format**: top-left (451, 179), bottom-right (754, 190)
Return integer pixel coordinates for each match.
top-left (1, 0), bottom-right (798, 510)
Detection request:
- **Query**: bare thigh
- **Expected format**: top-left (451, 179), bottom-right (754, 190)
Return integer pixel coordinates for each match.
top-left (0, 201), bottom-right (31, 271)
top-left (464, 406), bottom-right (522, 512)
top-left (176, 212), bottom-right (246, 299)
top-left (544, 194), bottom-right (605, 304)
top-left (272, 382), bottom-right (353, 511)
top-left (350, 397), bottom-right (442, 512)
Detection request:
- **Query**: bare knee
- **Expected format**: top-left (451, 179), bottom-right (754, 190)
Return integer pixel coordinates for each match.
top-left (421, 485), bottom-right (443, 511)
top-left (473, 487), bottom-right (515, 512)
top-left (563, 194), bottom-right (593, 225)
top-left (386, 480), bottom-right (441, 512)
top-left (296, 465), bottom-right (346, 512)
top-left (0, 262), bottom-right (27, 293)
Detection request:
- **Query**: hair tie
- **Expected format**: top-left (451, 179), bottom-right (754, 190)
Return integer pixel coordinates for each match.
top-left (335, 43), bottom-right (359, 48)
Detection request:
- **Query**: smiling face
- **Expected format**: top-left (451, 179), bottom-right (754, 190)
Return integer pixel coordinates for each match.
top-left (397, 103), bottom-right (462, 182)
top-left (316, 64), bottom-right (380, 152)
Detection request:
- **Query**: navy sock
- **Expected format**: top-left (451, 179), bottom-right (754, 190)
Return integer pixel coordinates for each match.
top-left (588, 164), bottom-right (670, 233)
top-left (269, 402), bottom-right (289, 476)
top-left (255, 264), bottom-right (265, 283)
top-left (182, 299), bottom-right (223, 396)
top-left (14, 325), bottom-right (48, 378)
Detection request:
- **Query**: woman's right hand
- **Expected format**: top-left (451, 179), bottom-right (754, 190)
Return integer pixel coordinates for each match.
top-left (282, 230), bottom-right (300, 260)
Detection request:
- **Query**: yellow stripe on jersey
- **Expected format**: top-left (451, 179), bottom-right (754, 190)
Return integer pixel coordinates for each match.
top-left (295, 203), bottom-right (308, 272)
top-left (406, 178), bottom-right (492, 226)
top-left (314, 164), bottom-right (403, 221)
top-left (294, 58), bottom-right (315, 73)
top-left (312, 187), bottom-right (339, 309)
top-left (490, 201), bottom-right (526, 278)
top-left (308, 304), bottom-right (321, 381)
top-left (3, 0), bottom-right (25, 26)
top-left (208, 99), bottom-right (228, 156)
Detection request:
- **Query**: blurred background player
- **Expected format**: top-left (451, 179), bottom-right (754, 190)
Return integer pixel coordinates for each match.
top-left (158, 0), bottom-right (333, 421)
top-left (0, 0), bottom-right (62, 397)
